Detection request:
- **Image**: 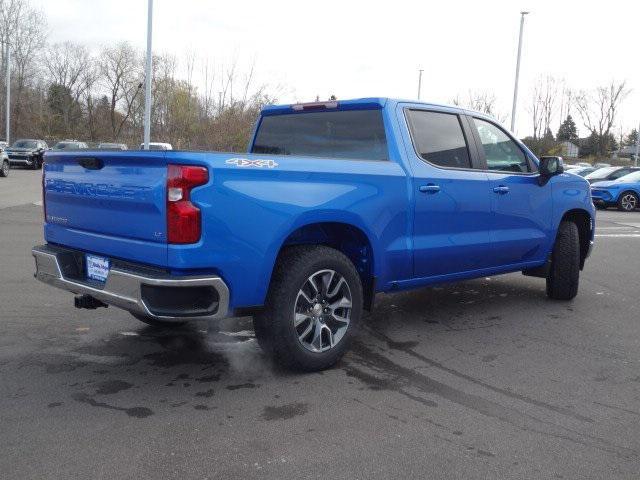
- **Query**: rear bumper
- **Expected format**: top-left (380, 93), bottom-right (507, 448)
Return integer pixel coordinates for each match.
top-left (32, 244), bottom-right (230, 322)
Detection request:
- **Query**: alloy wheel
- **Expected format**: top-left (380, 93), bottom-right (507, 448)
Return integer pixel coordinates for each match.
top-left (293, 269), bottom-right (352, 353)
top-left (621, 193), bottom-right (638, 211)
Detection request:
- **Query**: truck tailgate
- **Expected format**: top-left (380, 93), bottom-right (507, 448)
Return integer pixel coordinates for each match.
top-left (43, 151), bottom-right (169, 266)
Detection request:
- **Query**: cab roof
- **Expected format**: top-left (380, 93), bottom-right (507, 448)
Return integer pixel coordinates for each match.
top-left (261, 97), bottom-right (494, 121)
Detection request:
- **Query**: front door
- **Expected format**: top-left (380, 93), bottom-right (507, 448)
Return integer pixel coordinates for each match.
top-left (469, 117), bottom-right (552, 267)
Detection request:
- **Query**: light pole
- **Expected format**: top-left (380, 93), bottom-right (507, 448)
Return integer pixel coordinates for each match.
top-left (5, 40), bottom-right (10, 144)
top-left (142, 0), bottom-right (153, 150)
top-left (417, 69), bottom-right (423, 100)
top-left (634, 122), bottom-right (640, 167)
top-left (510, 11), bottom-right (529, 133)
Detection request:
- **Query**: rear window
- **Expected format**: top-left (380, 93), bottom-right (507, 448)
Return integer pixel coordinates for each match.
top-left (251, 109), bottom-right (388, 161)
top-left (405, 110), bottom-right (472, 169)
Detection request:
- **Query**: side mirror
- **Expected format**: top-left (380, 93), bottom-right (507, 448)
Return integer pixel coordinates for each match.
top-left (539, 156), bottom-right (564, 185)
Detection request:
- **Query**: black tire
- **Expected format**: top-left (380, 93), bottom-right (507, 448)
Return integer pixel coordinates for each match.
top-left (0, 160), bottom-right (8, 177)
top-left (595, 204), bottom-right (607, 210)
top-left (617, 191), bottom-right (638, 211)
top-left (31, 157), bottom-right (40, 170)
top-left (546, 221), bottom-right (580, 300)
top-left (253, 245), bottom-right (363, 372)
top-left (130, 312), bottom-right (187, 328)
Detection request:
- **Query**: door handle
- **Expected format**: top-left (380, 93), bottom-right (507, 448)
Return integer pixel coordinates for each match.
top-left (419, 184), bottom-right (440, 194)
top-left (493, 185), bottom-right (510, 194)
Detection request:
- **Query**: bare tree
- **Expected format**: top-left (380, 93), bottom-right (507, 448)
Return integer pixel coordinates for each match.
top-left (528, 76), bottom-right (558, 139)
top-left (99, 42), bottom-right (143, 140)
top-left (43, 42), bottom-right (94, 134)
top-left (575, 81), bottom-right (630, 155)
top-left (451, 90), bottom-right (506, 122)
top-left (0, 0), bottom-right (46, 138)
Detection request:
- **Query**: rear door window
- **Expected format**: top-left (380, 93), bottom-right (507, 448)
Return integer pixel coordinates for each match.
top-left (405, 110), bottom-right (472, 169)
top-left (252, 109), bottom-right (388, 161)
top-left (609, 168), bottom-right (631, 180)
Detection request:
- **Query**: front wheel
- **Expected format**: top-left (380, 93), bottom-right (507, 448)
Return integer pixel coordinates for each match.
top-left (0, 160), bottom-right (8, 177)
top-left (546, 221), bottom-right (580, 300)
top-left (617, 191), bottom-right (638, 211)
top-left (254, 245), bottom-right (363, 372)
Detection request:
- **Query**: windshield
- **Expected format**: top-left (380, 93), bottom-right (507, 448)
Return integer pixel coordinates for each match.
top-left (585, 167), bottom-right (618, 180)
top-left (615, 171), bottom-right (640, 183)
top-left (53, 142), bottom-right (78, 149)
top-left (12, 140), bottom-right (37, 149)
top-left (252, 109), bottom-right (388, 161)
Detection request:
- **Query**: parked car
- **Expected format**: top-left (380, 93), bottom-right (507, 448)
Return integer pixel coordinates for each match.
top-left (593, 162), bottom-right (611, 168)
top-left (574, 162), bottom-right (592, 168)
top-left (584, 166), bottom-right (640, 184)
top-left (591, 170), bottom-right (640, 211)
top-left (97, 143), bottom-right (128, 150)
top-left (140, 142), bottom-right (173, 150)
top-left (6, 139), bottom-right (48, 169)
top-left (0, 149), bottom-right (9, 177)
top-left (567, 166), bottom-right (597, 177)
top-left (0, 141), bottom-right (8, 150)
top-left (52, 141), bottom-right (89, 150)
top-left (33, 98), bottom-right (595, 371)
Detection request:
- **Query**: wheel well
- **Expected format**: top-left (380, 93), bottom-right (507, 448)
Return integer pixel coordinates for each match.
top-left (279, 222), bottom-right (375, 310)
top-left (619, 190), bottom-right (639, 201)
top-left (561, 209), bottom-right (592, 269)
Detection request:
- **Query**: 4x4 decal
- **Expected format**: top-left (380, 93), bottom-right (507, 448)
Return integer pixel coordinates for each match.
top-left (226, 158), bottom-right (279, 169)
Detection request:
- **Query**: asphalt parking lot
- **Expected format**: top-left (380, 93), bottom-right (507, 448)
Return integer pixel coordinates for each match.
top-left (2, 169), bottom-right (640, 479)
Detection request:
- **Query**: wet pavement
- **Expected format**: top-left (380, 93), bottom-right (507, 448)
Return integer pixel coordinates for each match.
top-left (2, 172), bottom-right (640, 479)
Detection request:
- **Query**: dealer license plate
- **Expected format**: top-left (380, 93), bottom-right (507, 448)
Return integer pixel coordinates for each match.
top-left (86, 254), bottom-right (110, 283)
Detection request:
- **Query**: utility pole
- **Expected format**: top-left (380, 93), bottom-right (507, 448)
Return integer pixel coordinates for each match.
top-left (510, 11), bottom-right (529, 133)
top-left (417, 69), bottom-right (423, 100)
top-left (634, 122), bottom-right (640, 167)
top-left (5, 40), bottom-right (10, 144)
top-left (142, 0), bottom-right (153, 149)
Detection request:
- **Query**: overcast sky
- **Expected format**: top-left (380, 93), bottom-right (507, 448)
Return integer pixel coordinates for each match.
top-left (31, 0), bottom-right (640, 138)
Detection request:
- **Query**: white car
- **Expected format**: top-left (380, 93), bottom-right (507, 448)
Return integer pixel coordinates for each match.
top-left (140, 142), bottom-right (173, 150)
top-left (0, 149), bottom-right (9, 177)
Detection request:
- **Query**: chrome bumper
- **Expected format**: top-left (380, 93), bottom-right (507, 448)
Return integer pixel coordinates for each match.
top-left (32, 245), bottom-right (230, 322)
top-left (8, 157), bottom-right (33, 165)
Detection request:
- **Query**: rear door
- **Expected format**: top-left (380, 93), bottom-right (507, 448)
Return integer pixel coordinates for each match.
top-left (44, 151), bottom-right (169, 266)
top-left (468, 116), bottom-right (552, 267)
top-left (402, 107), bottom-right (493, 278)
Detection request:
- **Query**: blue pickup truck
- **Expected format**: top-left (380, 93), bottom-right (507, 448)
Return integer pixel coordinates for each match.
top-left (33, 98), bottom-right (595, 371)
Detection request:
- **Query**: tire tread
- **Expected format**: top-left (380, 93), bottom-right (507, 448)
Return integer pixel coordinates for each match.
top-left (546, 221), bottom-right (580, 300)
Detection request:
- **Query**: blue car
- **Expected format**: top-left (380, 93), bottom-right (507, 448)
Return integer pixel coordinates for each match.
top-left (591, 170), bottom-right (640, 211)
top-left (33, 98), bottom-right (595, 371)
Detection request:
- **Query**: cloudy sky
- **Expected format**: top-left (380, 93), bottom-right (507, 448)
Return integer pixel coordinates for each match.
top-left (32, 0), bottom-right (639, 137)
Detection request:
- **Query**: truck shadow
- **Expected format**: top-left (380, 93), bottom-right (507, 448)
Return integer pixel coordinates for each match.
top-left (29, 274), bottom-right (569, 418)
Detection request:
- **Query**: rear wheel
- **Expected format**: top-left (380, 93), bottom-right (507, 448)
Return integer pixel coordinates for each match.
top-left (617, 191), bottom-right (638, 211)
top-left (130, 312), bottom-right (187, 328)
top-left (0, 160), bottom-right (8, 177)
top-left (546, 221), bottom-right (580, 300)
top-left (253, 245), bottom-right (363, 372)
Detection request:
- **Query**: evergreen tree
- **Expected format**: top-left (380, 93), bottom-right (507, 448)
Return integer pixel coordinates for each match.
top-left (623, 129), bottom-right (638, 147)
top-left (557, 115), bottom-right (578, 142)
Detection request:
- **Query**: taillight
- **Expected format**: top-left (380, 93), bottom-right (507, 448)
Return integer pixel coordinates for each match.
top-left (166, 164), bottom-right (208, 244)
